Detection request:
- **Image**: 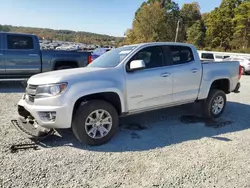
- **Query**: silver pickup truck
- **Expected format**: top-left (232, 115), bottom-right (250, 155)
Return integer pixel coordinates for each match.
top-left (13, 42), bottom-right (241, 146)
top-left (0, 32), bottom-right (91, 80)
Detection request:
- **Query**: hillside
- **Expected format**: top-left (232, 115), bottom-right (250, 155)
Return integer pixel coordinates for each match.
top-left (0, 24), bottom-right (124, 46)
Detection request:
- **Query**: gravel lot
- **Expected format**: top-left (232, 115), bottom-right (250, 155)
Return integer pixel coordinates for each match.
top-left (0, 77), bottom-right (250, 188)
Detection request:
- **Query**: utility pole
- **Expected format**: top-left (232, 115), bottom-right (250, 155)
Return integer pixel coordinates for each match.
top-left (175, 19), bottom-right (181, 42)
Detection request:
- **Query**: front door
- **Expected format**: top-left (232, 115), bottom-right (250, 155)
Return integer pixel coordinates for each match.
top-left (125, 45), bottom-right (173, 111)
top-left (4, 34), bottom-right (41, 76)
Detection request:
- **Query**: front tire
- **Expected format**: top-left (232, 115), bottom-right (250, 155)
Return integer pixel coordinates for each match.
top-left (72, 100), bottom-right (119, 146)
top-left (201, 89), bottom-right (226, 120)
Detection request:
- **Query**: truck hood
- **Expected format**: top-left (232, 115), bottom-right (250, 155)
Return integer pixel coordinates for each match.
top-left (27, 67), bottom-right (105, 85)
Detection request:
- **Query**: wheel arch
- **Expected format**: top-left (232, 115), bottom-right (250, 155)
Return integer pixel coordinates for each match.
top-left (209, 78), bottom-right (230, 94)
top-left (53, 60), bottom-right (79, 70)
top-left (72, 91), bottom-right (124, 121)
top-left (198, 78), bottom-right (231, 100)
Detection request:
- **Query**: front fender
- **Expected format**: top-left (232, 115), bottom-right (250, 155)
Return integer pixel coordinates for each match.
top-left (65, 80), bottom-right (126, 115)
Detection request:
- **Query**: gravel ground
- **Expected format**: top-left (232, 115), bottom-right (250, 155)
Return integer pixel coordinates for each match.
top-left (0, 77), bottom-right (250, 188)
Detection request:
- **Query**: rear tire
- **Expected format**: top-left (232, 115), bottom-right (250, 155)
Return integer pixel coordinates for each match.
top-left (72, 100), bottom-right (119, 146)
top-left (201, 89), bottom-right (226, 120)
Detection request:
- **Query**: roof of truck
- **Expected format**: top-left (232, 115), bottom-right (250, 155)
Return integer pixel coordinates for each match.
top-left (123, 42), bottom-right (194, 48)
top-left (0, 32), bottom-right (37, 36)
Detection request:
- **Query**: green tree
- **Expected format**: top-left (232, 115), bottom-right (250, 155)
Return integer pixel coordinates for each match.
top-left (205, 0), bottom-right (242, 50)
top-left (179, 2), bottom-right (202, 42)
top-left (187, 20), bottom-right (206, 48)
top-left (0, 25), bottom-right (10, 32)
top-left (125, 1), bottom-right (170, 44)
top-left (135, 0), bottom-right (180, 17)
top-left (233, 1), bottom-right (250, 49)
top-left (125, 0), bottom-right (180, 44)
top-left (180, 2), bottom-right (201, 28)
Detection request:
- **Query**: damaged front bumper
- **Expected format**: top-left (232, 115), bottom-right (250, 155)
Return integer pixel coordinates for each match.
top-left (11, 107), bottom-right (55, 140)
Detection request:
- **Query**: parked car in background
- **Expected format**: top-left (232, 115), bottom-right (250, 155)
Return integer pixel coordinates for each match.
top-left (90, 47), bottom-right (111, 61)
top-left (224, 56), bottom-right (250, 75)
top-left (14, 42), bottom-right (241, 146)
top-left (0, 32), bottom-right (92, 81)
top-left (198, 51), bottom-right (230, 62)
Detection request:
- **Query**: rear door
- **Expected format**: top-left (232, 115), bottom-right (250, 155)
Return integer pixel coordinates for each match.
top-left (3, 34), bottom-right (41, 75)
top-left (0, 34), bottom-right (5, 74)
top-left (168, 45), bottom-right (202, 103)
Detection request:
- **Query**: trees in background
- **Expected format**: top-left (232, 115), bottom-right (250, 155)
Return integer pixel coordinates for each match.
top-left (0, 25), bottom-right (124, 46)
top-left (0, 25), bottom-right (10, 32)
top-left (125, 0), bottom-right (250, 52)
top-left (125, 0), bottom-right (179, 44)
top-left (1, 0), bottom-right (250, 51)
top-left (232, 1), bottom-right (250, 49)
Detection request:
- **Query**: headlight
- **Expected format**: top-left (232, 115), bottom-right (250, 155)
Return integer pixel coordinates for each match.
top-left (36, 83), bottom-right (67, 98)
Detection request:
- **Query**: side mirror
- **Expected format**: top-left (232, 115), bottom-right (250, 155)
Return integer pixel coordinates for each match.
top-left (128, 60), bottom-right (146, 72)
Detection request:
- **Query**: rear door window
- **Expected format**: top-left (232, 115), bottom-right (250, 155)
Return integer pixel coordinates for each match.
top-left (7, 35), bottom-right (34, 50)
top-left (168, 45), bottom-right (194, 65)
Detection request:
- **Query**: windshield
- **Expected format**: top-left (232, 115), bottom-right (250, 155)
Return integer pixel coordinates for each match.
top-left (87, 45), bottom-right (137, 68)
top-left (92, 48), bottom-right (107, 55)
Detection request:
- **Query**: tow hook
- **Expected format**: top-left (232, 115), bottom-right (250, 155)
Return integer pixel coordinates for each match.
top-left (10, 117), bottom-right (55, 153)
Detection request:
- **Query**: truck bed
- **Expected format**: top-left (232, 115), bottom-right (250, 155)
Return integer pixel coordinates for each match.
top-left (41, 50), bottom-right (91, 72)
top-left (198, 60), bottom-right (240, 99)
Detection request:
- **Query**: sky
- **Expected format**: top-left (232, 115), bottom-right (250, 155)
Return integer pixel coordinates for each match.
top-left (0, 0), bottom-right (221, 37)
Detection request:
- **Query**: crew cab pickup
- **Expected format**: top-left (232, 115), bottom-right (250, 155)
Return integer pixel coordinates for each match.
top-left (14, 42), bottom-right (242, 146)
top-left (0, 32), bottom-right (91, 80)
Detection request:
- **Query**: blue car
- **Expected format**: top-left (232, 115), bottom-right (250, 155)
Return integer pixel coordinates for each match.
top-left (91, 47), bottom-right (111, 61)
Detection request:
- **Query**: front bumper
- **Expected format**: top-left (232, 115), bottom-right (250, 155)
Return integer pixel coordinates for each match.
top-left (17, 97), bottom-right (72, 129)
top-left (11, 117), bottom-right (55, 139)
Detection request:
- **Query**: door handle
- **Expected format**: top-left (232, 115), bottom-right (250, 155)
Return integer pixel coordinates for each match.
top-left (191, 69), bottom-right (198, 73)
top-left (29, 54), bottom-right (38, 57)
top-left (161, 73), bottom-right (170, 77)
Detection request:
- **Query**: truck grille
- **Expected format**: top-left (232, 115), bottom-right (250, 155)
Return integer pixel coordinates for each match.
top-left (26, 84), bottom-right (38, 102)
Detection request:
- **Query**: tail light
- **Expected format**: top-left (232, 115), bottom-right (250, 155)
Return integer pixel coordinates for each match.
top-left (239, 66), bottom-right (242, 80)
top-left (88, 55), bottom-right (93, 64)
